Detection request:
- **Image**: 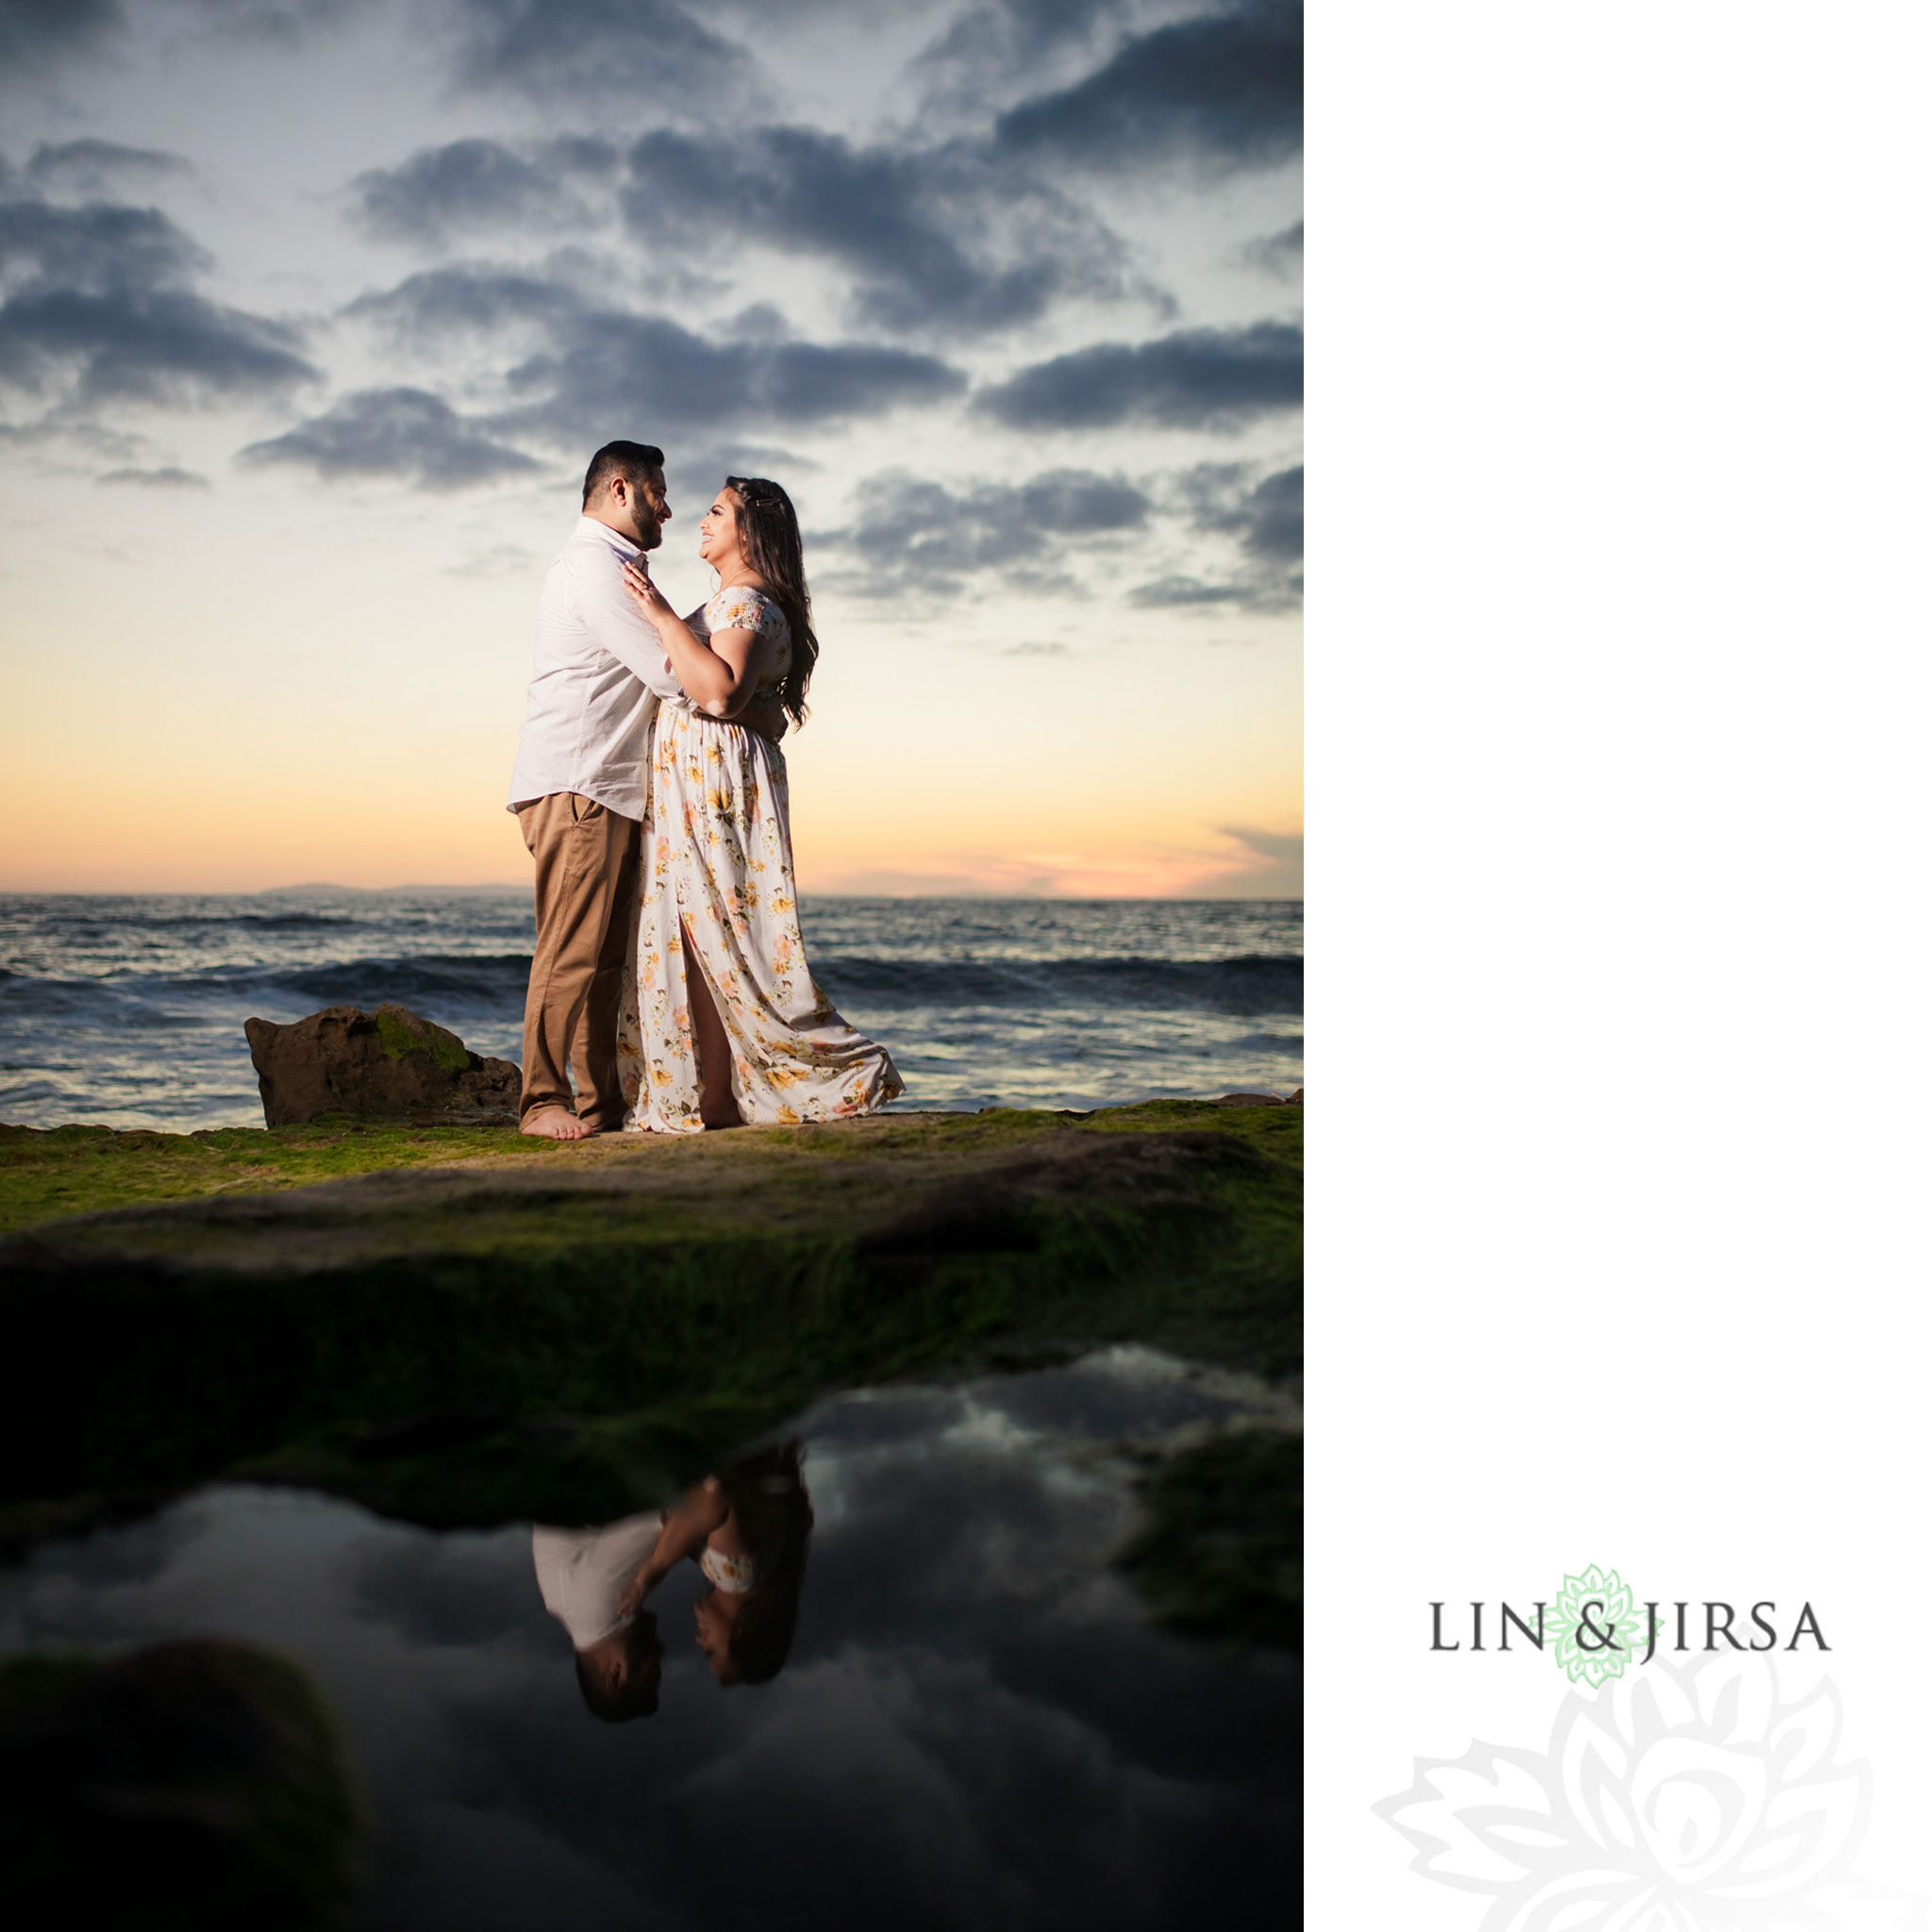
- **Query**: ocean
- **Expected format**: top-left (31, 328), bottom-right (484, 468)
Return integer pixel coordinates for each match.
top-left (0, 891), bottom-right (1303, 1131)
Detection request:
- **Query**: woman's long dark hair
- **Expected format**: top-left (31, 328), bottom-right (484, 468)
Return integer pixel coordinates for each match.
top-left (724, 475), bottom-right (818, 724)
top-left (714, 1440), bottom-right (813, 1687)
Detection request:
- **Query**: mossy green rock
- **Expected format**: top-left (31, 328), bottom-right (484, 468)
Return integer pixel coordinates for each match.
top-left (1117, 1426), bottom-right (1303, 1651)
top-left (0, 1639), bottom-right (359, 1931)
top-left (242, 1003), bottom-right (519, 1127)
top-left (0, 1103), bottom-right (1299, 1543)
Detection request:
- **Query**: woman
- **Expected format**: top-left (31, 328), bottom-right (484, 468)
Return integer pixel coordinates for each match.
top-left (613, 475), bottom-right (902, 1132)
top-left (617, 1443), bottom-right (814, 1687)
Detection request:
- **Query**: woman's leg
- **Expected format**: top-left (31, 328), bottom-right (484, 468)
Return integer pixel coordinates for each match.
top-left (681, 920), bottom-right (743, 1129)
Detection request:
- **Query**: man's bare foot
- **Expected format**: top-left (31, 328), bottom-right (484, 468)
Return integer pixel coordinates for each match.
top-left (521, 1106), bottom-right (593, 1141)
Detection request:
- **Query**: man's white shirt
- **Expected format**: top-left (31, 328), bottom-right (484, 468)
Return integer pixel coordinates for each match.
top-left (531, 1511), bottom-right (664, 1650)
top-left (507, 516), bottom-right (685, 822)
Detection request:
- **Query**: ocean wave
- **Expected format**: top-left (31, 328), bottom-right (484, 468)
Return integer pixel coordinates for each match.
top-left (811, 952), bottom-right (1302, 1015)
top-left (142, 912), bottom-right (360, 929)
top-left (238, 953), bottom-right (536, 1007)
top-left (2, 949), bottom-right (1302, 1016)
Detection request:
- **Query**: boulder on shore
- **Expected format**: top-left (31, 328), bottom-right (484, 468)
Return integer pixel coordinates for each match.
top-left (243, 1004), bottom-right (520, 1127)
top-left (0, 1638), bottom-right (359, 1930)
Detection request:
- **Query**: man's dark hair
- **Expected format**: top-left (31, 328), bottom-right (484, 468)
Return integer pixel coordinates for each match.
top-left (583, 440), bottom-right (664, 507)
top-left (573, 1612), bottom-right (662, 1724)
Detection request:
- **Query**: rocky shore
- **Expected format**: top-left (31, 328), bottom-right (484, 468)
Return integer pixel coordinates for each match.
top-left (0, 1097), bottom-right (1301, 1552)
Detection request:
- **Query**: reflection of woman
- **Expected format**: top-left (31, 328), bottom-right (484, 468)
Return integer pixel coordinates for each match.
top-left (620, 1443), bottom-right (814, 1686)
top-left (531, 1509), bottom-right (668, 1723)
top-left (614, 477), bottom-right (903, 1132)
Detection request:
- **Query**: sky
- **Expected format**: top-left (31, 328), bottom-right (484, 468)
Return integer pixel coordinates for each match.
top-left (0, 0), bottom-right (1300, 896)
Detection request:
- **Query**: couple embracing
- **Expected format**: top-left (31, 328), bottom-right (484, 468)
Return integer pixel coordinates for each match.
top-left (507, 440), bottom-right (902, 1139)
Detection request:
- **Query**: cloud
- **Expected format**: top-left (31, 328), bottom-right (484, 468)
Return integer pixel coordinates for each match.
top-left (447, 0), bottom-right (745, 104)
top-left (976, 321), bottom-right (1302, 430)
top-left (1219, 825), bottom-right (1302, 896)
top-left (343, 263), bottom-right (577, 340)
top-left (1173, 459), bottom-right (1301, 561)
top-left (910, 0), bottom-right (1126, 109)
top-left (1241, 465), bottom-right (1301, 561)
top-left (503, 311), bottom-right (967, 445)
top-left (344, 264), bottom-right (964, 446)
top-left (98, 464), bottom-right (209, 488)
top-left (1128, 462), bottom-right (1301, 609)
top-left (622, 125), bottom-right (1124, 335)
top-left (0, 198), bottom-right (205, 291)
top-left (183, 0), bottom-right (369, 50)
top-left (352, 138), bottom-right (614, 246)
top-left (995, 0), bottom-right (1302, 172)
top-left (823, 465), bottom-right (1148, 600)
top-left (1242, 224), bottom-right (1301, 277)
top-left (0, 0), bottom-right (359, 71)
top-left (1128, 575), bottom-right (1244, 608)
top-left (0, 0), bottom-right (123, 69)
top-left (25, 141), bottom-right (193, 197)
top-left (0, 197), bottom-right (316, 412)
top-left (239, 386), bottom-right (540, 487)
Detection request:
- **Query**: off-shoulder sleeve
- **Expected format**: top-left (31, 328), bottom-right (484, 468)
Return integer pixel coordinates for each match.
top-left (708, 585), bottom-right (772, 634)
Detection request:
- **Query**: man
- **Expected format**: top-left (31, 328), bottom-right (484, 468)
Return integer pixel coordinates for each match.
top-left (507, 441), bottom-right (783, 1139)
top-left (531, 1509), bottom-right (668, 1723)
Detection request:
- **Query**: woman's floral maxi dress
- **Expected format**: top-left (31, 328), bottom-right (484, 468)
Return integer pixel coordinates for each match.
top-left (616, 584), bottom-right (903, 1133)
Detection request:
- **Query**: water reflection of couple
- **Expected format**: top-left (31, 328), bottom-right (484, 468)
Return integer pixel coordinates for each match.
top-left (532, 1445), bottom-right (814, 1724)
top-left (508, 441), bottom-right (902, 1140)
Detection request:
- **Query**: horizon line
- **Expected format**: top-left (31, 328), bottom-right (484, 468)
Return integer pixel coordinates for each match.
top-left (0, 882), bottom-right (1306, 903)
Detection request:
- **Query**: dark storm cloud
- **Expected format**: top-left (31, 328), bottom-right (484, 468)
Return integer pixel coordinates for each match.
top-left (622, 125), bottom-right (1124, 336)
top-left (0, 196), bottom-right (315, 409)
top-left (353, 138), bottom-right (616, 245)
top-left (239, 385), bottom-right (540, 486)
top-left (25, 141), bottom-right (193, 196)
top-left (995, 0), bottom-right (1302, 172)
top-left (976, 321), bottom-right (1302, 430)
top-left (821, 465), bottom-right (1148, 600)
top-left (448, 0), bottom-right (744, 105)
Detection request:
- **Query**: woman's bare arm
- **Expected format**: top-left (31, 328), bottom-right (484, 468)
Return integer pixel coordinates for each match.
top-left (618, 1476), bottom-right (731, 1613)
top-left (620, 559), bottom-right (773, 717)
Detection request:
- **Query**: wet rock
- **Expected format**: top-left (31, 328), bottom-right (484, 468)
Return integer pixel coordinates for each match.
top-left (0, 1638), bottom-right (359, 1930)
top-left (1117, 1427), bottom-right (1302, 1651)
top-left (243, 1004), bottom-right (520, 1127)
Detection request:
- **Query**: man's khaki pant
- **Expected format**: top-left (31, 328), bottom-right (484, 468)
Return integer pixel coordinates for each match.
top-left (517, 792), bottom-right (640, 1130)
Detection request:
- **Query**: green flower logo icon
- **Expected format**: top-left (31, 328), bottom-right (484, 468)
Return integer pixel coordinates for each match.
top-left (1552, 1564), bottom-right (1641, 1688)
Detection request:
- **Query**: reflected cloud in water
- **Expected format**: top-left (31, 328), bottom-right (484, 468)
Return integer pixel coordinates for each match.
top-left (0, 1348), bottom-right (1296, 1928)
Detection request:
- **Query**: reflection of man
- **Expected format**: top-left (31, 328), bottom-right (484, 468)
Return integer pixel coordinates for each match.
top-left (507, 441), bottom-right (786, 1141)
top-left (531, 1509), bottom-right (668, 1722)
